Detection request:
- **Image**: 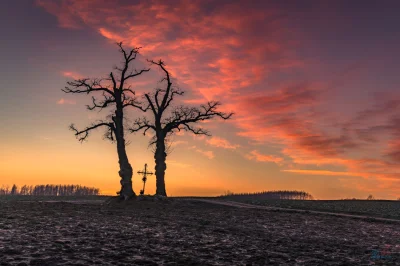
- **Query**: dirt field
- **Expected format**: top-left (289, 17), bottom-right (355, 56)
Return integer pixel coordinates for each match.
top-left (220, 197), bottom-right (400, 220)
top-left (0, 199), bottom-right (399, 265)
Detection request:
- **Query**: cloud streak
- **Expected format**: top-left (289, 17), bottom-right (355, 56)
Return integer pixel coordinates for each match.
top-left (57, 98), bottom-right (76, 105)
top-left (246, 150), bottom-right (283, 164)
top-left (206, 137), bottom-right (239, 150)
top-left (189, 146), bottom-right (215, 159)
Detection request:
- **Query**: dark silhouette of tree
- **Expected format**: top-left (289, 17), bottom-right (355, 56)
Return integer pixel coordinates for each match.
top-left (1, 185), bottom-right (9, 195)
top-left (367, 194), bottom-right (375, 200)
top-left (10, 184), bottom-right (18, 195)
top-left (20, 185), bottom-right (29, 195)
top-left (0, 184), bottom-right (100, 196)
top-left (63, 43), bottom-right (150, 200)
top-left (130, 59), bottom-right (233, 196)
top-left (220, 190), bottom-right (314, 200)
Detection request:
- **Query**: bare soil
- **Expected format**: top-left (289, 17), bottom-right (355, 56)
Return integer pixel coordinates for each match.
top-left (0, 199), bottom-right (399, 265)
top-left (196, 199), bottom-right (400, 223)
top-left (220, 197), bottom-right (400, 220)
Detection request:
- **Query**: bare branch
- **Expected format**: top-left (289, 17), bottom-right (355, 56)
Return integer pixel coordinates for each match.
top-left (164, 101), bottom-right (233, 133)
top-left (121, 86), bottom-right (151, 111)
top-left (154, 89), bottom-right (161, 110)
top-left (70, 122), bottom-right (113, 142)
top-left (148, 135), bottom-right (157, 148)
top-left (125, 68), bottom-right (151, 80)
top-left (86, 93), bottom-right (116, 111)
top-left (145, 93), bottom-right (157, 116)
top-left (63, 78), bottom-right (115, 96)
top-left (182, 123), bottom-right (210, 136)
top-left (147, 59), bottom-right (172, 111)
top-left (103, 126), bottom-right (116, 142)
top-left (110, 72), bottom-right (117, 90)
top-left (129, 117), bottom-right (155, 135)
top-left (115, 42), bottom-right (151, 91)
top-left (165, 88), bottom-right (184, 110)
top-left (122, 95), bottom-right (150, 111)
top-left (117, 42), bottom-right (139, 62)
top-left (122, 88), bottom-right (135, 95)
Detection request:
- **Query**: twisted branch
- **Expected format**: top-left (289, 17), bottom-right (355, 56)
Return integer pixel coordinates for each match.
top-left (70, 122), bottom-right (114, 142)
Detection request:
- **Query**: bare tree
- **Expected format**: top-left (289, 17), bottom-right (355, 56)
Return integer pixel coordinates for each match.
top-left (367, 194), bottom-right (375, 200)
top-left (63, 42), bottom-right (150, 200)
top-left (130, 59), bottom-right (233, 196)
top-left (10, 184), bottom-right (18, 195)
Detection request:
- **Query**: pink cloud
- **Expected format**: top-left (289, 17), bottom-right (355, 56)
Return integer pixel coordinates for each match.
top-left (385, 141), bottom-right (400, 163)
top-left (57, 98), bottom-right (76, 105)
top-left (197, 149), bottom-right (215, 160)
top-left (36, 0), bottom-right (83, 29)
top-left (189, 146), bottom-right (215, 159)
top-left (62, 71), bottom-right (83, 80)
top-left (98, 28), bottom-right (124, 42)
top-left (246, 150), bottom-right (283, 164)
top-left (206, 137), bottom-right (239, 150)
top-left (282, 169), bottom-right (367, 177)
top-left (37, 0), bottom-right (302, 101)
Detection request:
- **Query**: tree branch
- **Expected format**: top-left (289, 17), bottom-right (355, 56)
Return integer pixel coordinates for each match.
top-left (122, 88), bottom-right (136, 95)
top-left (86, 93), bottom-right (116, 111)
top-left (124, 68), bottom-right (151, 80)
top-left (63, 78), bottom-right (115, 96)
top-left (145, 93), bottom-right (157, 116)
top-left (164, 101), bottom-right (233, 133)
top-left (148, 59), bottom-right (172, 111)
top-left (129, 117), bottom-right (156, 135)
top-left (165, 88), bottom-right (184, 110)
top-left (70, 122), bottom-right (113, 142)
top-left (103, 125), bottom-right (116, 142)
top-left (154, 89), bottom-right (161, 110)
top-left (110, 72), bottom-right (117, 91)
top-left (181, 123), bottom-right (210, 136)
top-left (117, 42), bottom-right (138, 62)
top-left (116, 42), bottom-right (150, 91)
top-left (122, 96), bottom-right (150, 111)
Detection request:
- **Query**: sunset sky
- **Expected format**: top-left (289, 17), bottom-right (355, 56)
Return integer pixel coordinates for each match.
top-left (1, 0), bottom-right (400, 199)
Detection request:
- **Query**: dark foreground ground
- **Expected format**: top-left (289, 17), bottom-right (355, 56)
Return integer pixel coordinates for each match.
top-left (0, 199), bottom-right (399, 265)
top-left (220, 197), bottom-right (400, 220)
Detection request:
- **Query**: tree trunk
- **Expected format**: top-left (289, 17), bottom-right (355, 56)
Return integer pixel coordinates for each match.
top-left (154, 136), bottom-right (167, 196)
top-left (117, 141), bottom-right (135, 199)
top-left (115, 104), bottom-right (136, 200)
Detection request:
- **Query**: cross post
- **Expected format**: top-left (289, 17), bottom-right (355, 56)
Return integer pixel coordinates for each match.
top-left (137, 163), bottom-right (154, 195)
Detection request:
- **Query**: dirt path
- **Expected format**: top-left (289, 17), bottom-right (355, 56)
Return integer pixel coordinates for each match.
top-left (186, 198), bottom-right (400, 223)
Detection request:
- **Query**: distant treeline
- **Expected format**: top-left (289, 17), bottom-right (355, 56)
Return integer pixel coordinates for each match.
top-left (341, 195), bottom-right (400, 201)
top-left (220, 190), bottom-right (314, 200)
top-left (0, 184), bottom-right (100, 196)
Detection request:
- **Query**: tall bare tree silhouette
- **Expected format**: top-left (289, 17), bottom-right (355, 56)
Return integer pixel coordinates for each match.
top-left (63, 43), bottom-right (150, 200)
top-left (130, 59), bottom-right (233, 196)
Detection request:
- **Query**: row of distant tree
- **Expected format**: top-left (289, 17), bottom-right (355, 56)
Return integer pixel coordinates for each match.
top-left (342, 195), bottom-right (400, 200)
top-left (0, 184), bottom-right (100, 196)
top-left (221, 190), bottom-right (314, 200)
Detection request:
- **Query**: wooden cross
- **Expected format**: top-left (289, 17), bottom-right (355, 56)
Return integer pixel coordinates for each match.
top-left (137, 163), bottom-right (153, 195)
